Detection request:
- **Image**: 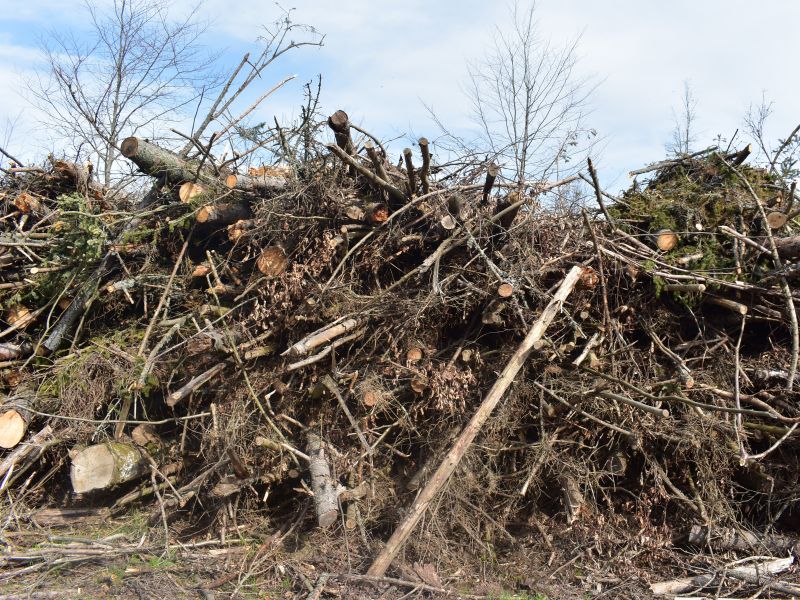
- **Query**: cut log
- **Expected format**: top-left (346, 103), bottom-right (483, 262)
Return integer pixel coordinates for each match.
top-left (225, 171), bottom-right (291, 194)
top-left (364, 202), bottom-right (389, 225)
top-left (121, 136), bottom-right (206, 184)
top-left (196, 201), bottom-right (252, 225)
top-left (418, 137), bottom-right (431, 195)
top-left (227, 218), bottom-right (260, 242)
top-left (497, 282), bottom-right (514, 298)
top-left (653, 229), bottom-right (678, 251)
top-left (306, 433), bottom-right (338, 528)
top-left (0, 392), bottom-right (31, 449)
top-left (766, 210), bottom-right (788, 230)
top-left (403, 148), bottom-right (416, 199)
top-left (706, 296), bottom-right (748, 315)
top-left (482, 163), bottom-right (500, 205)
top-left (70, 442), bottom-right (150, 494)
top-left (256, 246), bottom-right (288, 277)
top-left (727, 143), bottom-right (752, 166)
top-left (13, 192), bottom-right (43, 214)
top-left (439, 214), bottom-right (457, 231)
top-left (328, 110), bottom-right (354, 156)
top-left (179, 182), bottom-right (205, 203)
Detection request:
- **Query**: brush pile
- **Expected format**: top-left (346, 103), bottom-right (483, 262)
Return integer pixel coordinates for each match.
top-left (1, 121), bottom-right (800, 598)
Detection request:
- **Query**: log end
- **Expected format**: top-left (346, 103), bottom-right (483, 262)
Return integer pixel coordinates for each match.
top-left (654, 229), bottom-right (679, 252)
top-left (225, 174), bottom-right (238, 189)
top-left (120, 137), bottom-right (139, 158)
top-left (256, 246), bottom-right (288, 277)
top-left (70, 443), bottom-right (145, 494)
top-left (0, 410), bottom-right (26, 449)
top-left (767, 211), bottom-right (788, 230)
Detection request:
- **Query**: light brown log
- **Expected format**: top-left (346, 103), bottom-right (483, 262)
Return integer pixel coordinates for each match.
top-left (367, 265), bottom-right (583, 577)
top-left (307, 433), bottom-right (338, 528)
top-left (227, 218), bottom-right (260, 242)
top-left (13, 192), bottom-right (42, 214)
top-left (179, 182), bottom-right (205, 203)
top-left (0, 393), bottom-right (30, 449)
top-left (121, 136), bottom-right (205, 184)
top-left (439, 214), bottom-right (457, 231)
top-left (497, 282), bottom-right (514, 298)
top-left (403, 148), bottom-right (416, 198)
top-left (256, 246), bottom-right (288, 277)
top-left (285, 319), bottom-right (359, 358)
top-left (766, 210), bottom-right (788, 230)
top-left (196, 201), bottom-right (252, 225)
top-left (192, 264), bottom-right (211, 278)
top-left (653, 229), bottom-right (678, 251)
top-left (70, 442), bottom-right (150, 494)
top-left (364, 141), bottom-right (389, 184)
top-left (406, 347), bottom-right (423, 363)
top-left (706, 296), bottom-right (748, 315)
top-left (0, 425), bottom-right (53, 486)
top-left (482, 163), bottom-right (500, 205)
top-left (328, 110), bottom-right (354, 156)
top-left (32, 507), bottom-right (111, 527)
top-left (650, 557), bottom-right (796, 596)
top-left (225, 170), bottom-right (291, 194)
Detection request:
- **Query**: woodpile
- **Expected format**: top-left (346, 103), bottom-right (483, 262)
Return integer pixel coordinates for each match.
top-left (2, 118), bottom-right (800, 597)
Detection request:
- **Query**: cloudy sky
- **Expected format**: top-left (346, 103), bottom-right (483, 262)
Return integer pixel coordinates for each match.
top-left (0, 0), bottom-right (797, 191)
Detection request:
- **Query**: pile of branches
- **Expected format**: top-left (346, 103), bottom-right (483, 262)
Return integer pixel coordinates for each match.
top-left (2, 119), bottom-right (800, 598)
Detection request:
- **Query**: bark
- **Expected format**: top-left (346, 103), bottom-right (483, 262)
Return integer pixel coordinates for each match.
top-left (418, 138), bottom-right (431, 195)
top-left (306, 433), bottom-right (339, 528)
top-left (120, 137), bottom-right (206, 184)
top-left (653, 229), bottom-right (678, 251)
top-left (197, 200), bottom-right (252, 226)
top-left (403, 148), bottom-right (416, 200)
top-left (225, 172), bottom-right (291, 194)
top-left (688, 524), bottom-right (799, 553)
top-left (70, 442), bottom-right (150, 494)
top-left (482, 163), bottom-right (500, 205)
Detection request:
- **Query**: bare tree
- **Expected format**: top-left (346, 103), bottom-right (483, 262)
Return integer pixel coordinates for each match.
top-left (744, 95), bottom-right (800, 180)
top-left (28, 0), bottom-right (213, 189)
top-left (667, 80), bottom-right (698, 156)
top-left (464, 2), bottom-right (594, 186)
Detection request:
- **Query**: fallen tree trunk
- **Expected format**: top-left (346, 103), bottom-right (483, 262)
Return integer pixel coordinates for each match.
top-left (121, 137), bottom-right (209, 185)
top-left (70, 442), bottom-right (151, 494)
top-left (197, 200), bottom-right (252, 225)
top-left (225, 171), bottom-right (291, 194)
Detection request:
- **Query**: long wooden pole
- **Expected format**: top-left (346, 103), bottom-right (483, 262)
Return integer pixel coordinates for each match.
top-left (367, 265), bottom-right (584, 577)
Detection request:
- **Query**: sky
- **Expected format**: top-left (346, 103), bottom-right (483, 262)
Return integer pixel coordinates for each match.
top-left (0, 0), bottom-right (797, 192)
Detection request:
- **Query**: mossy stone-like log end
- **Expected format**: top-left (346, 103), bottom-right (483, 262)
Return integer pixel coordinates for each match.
top-left (120, 137), bottom-right (139, 158)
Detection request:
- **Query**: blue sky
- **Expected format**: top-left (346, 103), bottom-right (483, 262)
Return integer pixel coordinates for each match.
top-left (1, 0), bottom-right (798, 192)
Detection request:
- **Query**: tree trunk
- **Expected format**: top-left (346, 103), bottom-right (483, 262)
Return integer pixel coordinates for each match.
top-left (0, 391), bottom-right (32, 449)
top-left (120, 137), bottom-right (205, 184)
top-left (225, 172), bottom-right (291, 194)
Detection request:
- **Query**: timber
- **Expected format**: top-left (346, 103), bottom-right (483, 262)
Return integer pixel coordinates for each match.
top-left (120, 136), bottom-right (208, 184)
top-left (70, 442), bottom-right (150, 494)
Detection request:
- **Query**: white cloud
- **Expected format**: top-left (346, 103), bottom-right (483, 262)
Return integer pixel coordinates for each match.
top-left (1, 0), bottom-right (798, 188)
